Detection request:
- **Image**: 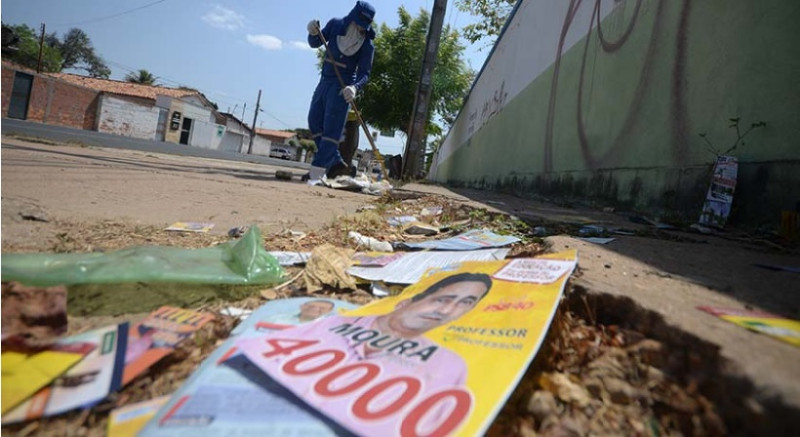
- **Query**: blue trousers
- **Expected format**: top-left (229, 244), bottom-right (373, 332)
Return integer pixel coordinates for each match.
top-left (308, 79), bottom-right (349, 170)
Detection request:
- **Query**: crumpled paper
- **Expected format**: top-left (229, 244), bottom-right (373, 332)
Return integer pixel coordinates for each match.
top-left (302, 244), bottom-right (357, 293)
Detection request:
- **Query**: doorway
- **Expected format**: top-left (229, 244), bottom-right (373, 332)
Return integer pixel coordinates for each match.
top-left (8, 72), bottom-right (34, 120)
top-left (179, 117), bottom-right (193, 145)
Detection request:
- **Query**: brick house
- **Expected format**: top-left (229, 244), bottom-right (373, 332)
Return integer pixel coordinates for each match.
top-left (2, 62), bottom-right (226, 149)
top-left (2, 61), bottom-right (100, 130)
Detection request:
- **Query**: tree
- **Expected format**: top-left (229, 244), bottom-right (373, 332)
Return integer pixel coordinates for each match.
top-left (293, 128), bottom-right (313, 140)
top-left (124, 69), bottom-right (157, 85)
top-left (47, 28), bottom-right (110, 78)
top-left (85, 53), bottom-right (111, 78)
top-left (1, 24), bottom-right (110, 77)
top-left (1, 23), bottom-right (62, 72)
top-left (356, 7), bottom-right (474, 141)
top-left (455, 0), bottom-right (515, 46)
top-left (299, 138), bottom-right (317, 153)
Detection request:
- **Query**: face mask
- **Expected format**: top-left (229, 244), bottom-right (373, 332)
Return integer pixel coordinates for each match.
top-left (338, 22), bottom-right (366, 56)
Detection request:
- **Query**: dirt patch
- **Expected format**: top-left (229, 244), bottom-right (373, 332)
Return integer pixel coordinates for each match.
top-left (1, 138), bottom-right (373, 251)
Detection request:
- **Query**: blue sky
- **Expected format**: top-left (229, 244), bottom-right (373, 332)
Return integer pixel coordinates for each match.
top-left (2, 0), bottom-right (489, 156)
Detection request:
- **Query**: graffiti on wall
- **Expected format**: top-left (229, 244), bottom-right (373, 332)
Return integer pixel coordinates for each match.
top-left (468, 80), bottom-right (509, 136)
top-left (543, 0), bottom-right (692, 171)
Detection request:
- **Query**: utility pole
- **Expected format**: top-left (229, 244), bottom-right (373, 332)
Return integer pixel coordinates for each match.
top-left (402, 0), bottom-right (446, 179)
top-left (36, 23), bottom-right (45, 73)
top-left (247, 90), bottom-right (261, 154)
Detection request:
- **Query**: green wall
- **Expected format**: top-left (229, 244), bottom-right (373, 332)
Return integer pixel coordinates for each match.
top-left (435, 0), bottom-right (800, 226)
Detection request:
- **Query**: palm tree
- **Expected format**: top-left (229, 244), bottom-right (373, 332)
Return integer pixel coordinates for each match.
top-left (124, 69), bottom-right (157, 85)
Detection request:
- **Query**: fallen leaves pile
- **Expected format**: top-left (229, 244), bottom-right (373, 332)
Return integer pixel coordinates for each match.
top-left (487, 309), bottom-right (725, 436)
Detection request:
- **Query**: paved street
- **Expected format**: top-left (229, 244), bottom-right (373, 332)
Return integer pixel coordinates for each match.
top-left (2, 118), bottom-right (311, 170)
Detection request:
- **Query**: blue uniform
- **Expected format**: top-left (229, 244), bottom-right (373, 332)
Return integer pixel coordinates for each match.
top-left (307, 1), bottom-right (375, 172)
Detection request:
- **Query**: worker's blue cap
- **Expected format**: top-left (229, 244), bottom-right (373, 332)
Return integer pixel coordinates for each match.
top-left (351, 1), bottom-right (376, 30)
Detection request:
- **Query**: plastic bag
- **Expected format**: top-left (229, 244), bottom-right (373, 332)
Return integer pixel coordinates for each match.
top-left (1, 226), bottom-right (285, 287)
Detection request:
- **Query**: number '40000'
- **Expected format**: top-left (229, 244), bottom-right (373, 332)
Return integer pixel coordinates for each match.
top-left (261, 338), bottom-right (472, 437)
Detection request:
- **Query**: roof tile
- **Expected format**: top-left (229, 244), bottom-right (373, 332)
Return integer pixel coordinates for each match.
top-left (48, 72), bottom-right (196, 100)
top-left (255, 128), bottom-right (296, 139)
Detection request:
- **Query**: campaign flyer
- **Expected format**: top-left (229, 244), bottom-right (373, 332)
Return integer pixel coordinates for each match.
top-left (140, 297), bottom-right (359, 436)
top-left (234, 250), bottom-right (578, 436)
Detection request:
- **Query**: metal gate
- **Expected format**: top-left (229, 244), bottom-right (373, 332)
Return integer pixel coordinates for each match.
top-left (8, 72), bottom-right (33, 120)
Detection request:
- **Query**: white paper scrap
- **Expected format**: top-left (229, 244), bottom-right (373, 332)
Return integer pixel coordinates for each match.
top-left (267, 251), bottom-right (311, 266)
top-left (493, 258), bottom-right (577, 284)
top-left (579, 237), bottom-right (616, 245)
top-left (347, 248), bottom-right (511, 284)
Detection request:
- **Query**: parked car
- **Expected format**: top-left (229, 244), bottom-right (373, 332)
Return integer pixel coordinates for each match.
top-left (269, 147), bottom-right (293, 160)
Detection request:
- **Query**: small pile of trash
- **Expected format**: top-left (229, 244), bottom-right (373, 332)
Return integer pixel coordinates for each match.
top-left (307, 173), bottom-right (394, 196)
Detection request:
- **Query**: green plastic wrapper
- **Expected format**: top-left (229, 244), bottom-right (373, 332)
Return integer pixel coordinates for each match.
top-left (1, 226), bottom-right (285, 286)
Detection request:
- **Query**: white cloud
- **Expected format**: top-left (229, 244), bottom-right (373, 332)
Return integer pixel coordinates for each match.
top-left (289, 41), bottom-right (316, 52)
top-left (202, 5), bottom-right (245, 30)
top-left (247, 34), bottom-right (283, 51)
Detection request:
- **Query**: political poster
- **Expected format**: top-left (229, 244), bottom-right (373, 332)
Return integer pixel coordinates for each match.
top-left (698, 156), bottom-right (738, 228)
top-left (123, 306), bottom-right (214, 386)
top-left (233, 250), bottom-right (577, 436)
top-left (3, 323), bottom-right (128, 424)
top-left (140, 297), bottom-right (359, 436)
top-left (698, 306), bottom-right (800, 347)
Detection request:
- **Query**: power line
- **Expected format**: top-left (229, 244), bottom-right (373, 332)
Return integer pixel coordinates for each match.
top-left (103, 58), bottom-right (248, 107)
top-left (55, 0), bottom-right (170, 26)
top-left (261, 110), bottom-right (293, 129)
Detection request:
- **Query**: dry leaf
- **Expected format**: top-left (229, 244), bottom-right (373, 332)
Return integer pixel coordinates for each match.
top-left (539, 372), bottom-right (592, 407)
top-left (260, 289), bottom-right (278, 300)
top-left (302, 244), bottom-right (356, 292)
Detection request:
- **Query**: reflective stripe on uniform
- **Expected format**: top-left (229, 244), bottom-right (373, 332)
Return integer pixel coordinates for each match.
top-left (321, 136), bottom-right (340, 145)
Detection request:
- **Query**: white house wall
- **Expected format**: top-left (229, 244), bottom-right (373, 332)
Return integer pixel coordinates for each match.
top-left (97, 95), bottom-right (160, 140)
top-left (179, 103), bottom-right (212, 124)
top-left (210, 124), bottom-right (225, 149)
top-left (188, 120), bottom-right (225, 149)
top-left (432, 0), bottom-right (618, 173)
top-left (250, 135), bottom-right (272, 156)
top-left (219, 132), bottom-right (245, 153)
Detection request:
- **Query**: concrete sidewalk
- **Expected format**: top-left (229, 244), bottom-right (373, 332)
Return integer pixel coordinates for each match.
top-left (400, 182), bottom-right (800, 418)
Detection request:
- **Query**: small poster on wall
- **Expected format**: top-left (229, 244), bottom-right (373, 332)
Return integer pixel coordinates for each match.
top-left (699, 155), bottom-right (738, 228)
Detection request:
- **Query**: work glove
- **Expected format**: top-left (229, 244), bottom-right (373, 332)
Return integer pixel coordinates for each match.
top-left (307, 19), bottom-right (320, 36)
top-left (341, 85), bottom-right (357, 102)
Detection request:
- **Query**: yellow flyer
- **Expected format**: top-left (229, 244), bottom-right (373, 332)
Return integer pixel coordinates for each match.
top-left (107, 396), bottom-right (168, 437)
top-left (164, 222), bottom-right (215, 233)
top-left (232, 250), bottom-right (577, 436)
top-left (698, 306), bottom-right (800, 347)
top-left (1, 342), bottom-right (95, 414)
